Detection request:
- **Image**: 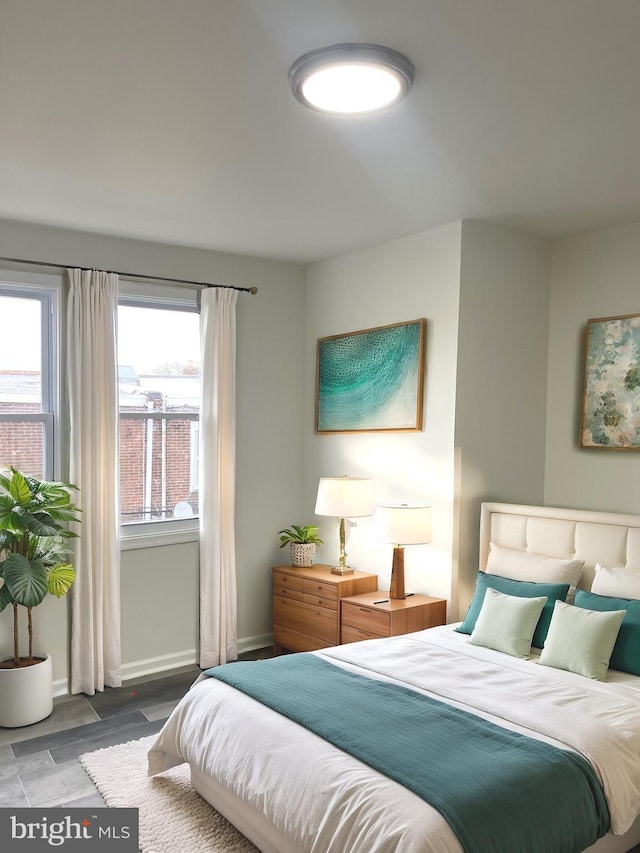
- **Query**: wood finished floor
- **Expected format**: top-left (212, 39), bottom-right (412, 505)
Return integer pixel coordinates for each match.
top-left (0, 648), bottom-right (272, 809)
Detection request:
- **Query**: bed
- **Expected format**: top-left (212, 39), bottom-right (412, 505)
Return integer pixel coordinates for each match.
top-left (148, 502), bottom-right (640, 852)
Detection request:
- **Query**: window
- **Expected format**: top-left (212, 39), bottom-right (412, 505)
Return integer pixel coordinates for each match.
top-left (0, 286), bottom-right (57, 479)
top-left (118, 301), bottom-right (200, 530)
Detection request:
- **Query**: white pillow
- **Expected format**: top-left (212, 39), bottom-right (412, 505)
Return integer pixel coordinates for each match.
top-left (486, 543), bottom-right (584, 588)
top-left (591, 563), bottom-right (640, 600)
top-left (468, 588), bottom-right (547, 659)
top-left (538, 599), bottom-right (625, 681)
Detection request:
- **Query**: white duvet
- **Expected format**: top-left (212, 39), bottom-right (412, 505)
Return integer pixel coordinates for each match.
top-left (148, 625), bottom-right (640, 853)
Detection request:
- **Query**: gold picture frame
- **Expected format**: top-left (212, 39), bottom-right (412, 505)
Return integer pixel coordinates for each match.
top-left (580, 312), bottom-right (640, 450)
top-left (315, 319), bottom-right (426, 434)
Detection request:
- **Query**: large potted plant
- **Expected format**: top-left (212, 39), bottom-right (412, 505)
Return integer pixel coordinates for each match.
top-left (0, 468), bottom-right (81, 727)
top-left (278, 524), bottom-right (323, 568)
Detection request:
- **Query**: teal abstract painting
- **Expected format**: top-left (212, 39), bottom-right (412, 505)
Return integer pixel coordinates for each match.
top-left (316, 320), bottom-right (425, 433)
top-left (581, 314), bottom-right (640, 449)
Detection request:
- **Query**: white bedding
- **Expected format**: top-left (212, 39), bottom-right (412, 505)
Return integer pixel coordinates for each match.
top-left (148, 625), bottom-right (640, 853)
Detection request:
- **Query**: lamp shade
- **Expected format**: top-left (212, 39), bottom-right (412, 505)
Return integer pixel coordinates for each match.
top-left (315, 477), bottom-right (374, 518)
top-left (376, 504), bottom-right (432, 545)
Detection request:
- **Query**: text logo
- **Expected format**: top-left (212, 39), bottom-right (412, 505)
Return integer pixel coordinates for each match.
top-left (0, 808), bottom-right (138, 850)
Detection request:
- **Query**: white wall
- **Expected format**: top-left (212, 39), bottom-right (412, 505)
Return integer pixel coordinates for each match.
top-left (454, 221), bottom-right (550, 616)
top-left (0, 219), bottom-right (306, 686)
top-left (304, 223), bottom-right (463, 608)
top-left (303, 221), bottom-right (550, 619)
top-left (545, 222), bottom-right (640, 513)
top-left (120, 542), bottom-right (198, 677)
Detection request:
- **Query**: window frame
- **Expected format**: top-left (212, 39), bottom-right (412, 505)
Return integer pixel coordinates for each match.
top-left (118, 285), bottom-right (201, 551)
top-left (0, 273), bottom-right (61, 481)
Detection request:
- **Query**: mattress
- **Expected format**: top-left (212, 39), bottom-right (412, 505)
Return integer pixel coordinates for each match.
top-left (148, 624), bottom-right (640, 852)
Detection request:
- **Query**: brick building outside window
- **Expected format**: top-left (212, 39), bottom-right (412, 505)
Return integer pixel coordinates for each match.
top-left (119, 370), bottom-right (200, 524)
top-left (0, 369), bottom-right (200, 524)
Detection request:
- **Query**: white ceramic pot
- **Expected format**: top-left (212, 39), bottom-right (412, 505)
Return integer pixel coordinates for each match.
top-left (290, 542), bottom-right (316, 568)
top-left (0, 654), bottom-right (53, 728)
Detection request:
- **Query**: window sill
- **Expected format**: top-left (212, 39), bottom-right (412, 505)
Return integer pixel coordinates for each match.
top-left (120, 521), bottom-right (199, 551)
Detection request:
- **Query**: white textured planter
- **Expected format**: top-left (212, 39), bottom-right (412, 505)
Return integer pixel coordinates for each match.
top-left (0, 654), bottom-right (53, 728)
top-left (290, 542), bottom-right (316, 567)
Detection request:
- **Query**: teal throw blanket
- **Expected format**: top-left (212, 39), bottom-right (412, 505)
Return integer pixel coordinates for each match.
top-left (205, 654), bottom-right (609, 853)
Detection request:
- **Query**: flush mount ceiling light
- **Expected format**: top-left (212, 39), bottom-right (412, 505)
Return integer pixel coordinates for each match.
top-left (289, 43), bottom-right (414, 115)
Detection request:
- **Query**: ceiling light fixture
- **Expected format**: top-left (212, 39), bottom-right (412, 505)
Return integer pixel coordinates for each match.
top-left (289, 43), bottom-right (414, 115)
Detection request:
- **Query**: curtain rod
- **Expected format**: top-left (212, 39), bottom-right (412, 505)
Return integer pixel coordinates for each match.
top-left (0, 255), bottom-right (258, 295)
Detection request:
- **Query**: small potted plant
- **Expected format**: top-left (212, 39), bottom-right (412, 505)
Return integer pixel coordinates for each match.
top-left (0, 468), bottom-right (81, 727)
top-left (278, 524), bottom-right (323, 568)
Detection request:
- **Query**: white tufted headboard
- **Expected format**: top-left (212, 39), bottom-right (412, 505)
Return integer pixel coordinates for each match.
top-left (479, 502), bottom-right (640, 591)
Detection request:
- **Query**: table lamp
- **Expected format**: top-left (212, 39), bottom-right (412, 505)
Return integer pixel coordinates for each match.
top-left (315, 476), bottom-right (374, 574)
top-left (376, 504), bottom-right (432, 599)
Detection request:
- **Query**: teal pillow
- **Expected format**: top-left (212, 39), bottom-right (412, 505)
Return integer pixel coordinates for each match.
top-left (574, 589), bottom-right (640, 676)
top-left (468, 588), bottom-right (547, 659)
top-left (456, 572), bottom-right (570, 648)
top-left (538, 599), bottom-right (625, 681)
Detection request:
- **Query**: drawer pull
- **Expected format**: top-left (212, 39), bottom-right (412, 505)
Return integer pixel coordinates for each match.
top-left (359, 607), bottom-right (370, 613)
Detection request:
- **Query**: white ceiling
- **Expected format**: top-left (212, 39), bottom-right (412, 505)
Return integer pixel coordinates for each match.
top-left (1, 0), bottom-right (640, 264)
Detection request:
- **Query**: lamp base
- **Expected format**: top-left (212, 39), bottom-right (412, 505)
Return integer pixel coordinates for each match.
top-left (330, 565), bottom-right (354, 575)
top-left (389, 546), bottom-right (406, 599)
top-left (331, 518), bottom-right (355, 574)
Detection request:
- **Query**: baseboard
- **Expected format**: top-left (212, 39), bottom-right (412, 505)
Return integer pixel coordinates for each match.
top-left (117, 636), bottom-right (274, 676)
top-left (120, 649), bottom-right (198, 682)
top-left (53, 678), bottom-right (70, 698)
top-left (237, 633), bottom-right (273, 654)
top-left (52, 634), bottom-right (274, 697)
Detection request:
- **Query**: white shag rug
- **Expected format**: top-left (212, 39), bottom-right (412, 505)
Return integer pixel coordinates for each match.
top-left (80, 735), bottom-right (258, 853)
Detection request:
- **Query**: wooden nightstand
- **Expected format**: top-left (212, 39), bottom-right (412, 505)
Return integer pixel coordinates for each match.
top-left (340, 591), bottom-right (447, 643)
top-left (272, 565), bottom-right (377, 655)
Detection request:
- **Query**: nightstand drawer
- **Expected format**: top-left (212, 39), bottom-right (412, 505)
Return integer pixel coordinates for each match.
top-left (303, 593), bottom-right (338, 610)
top-left (273, 625), bottom-right (327, 652)
top-left (273, 582), bottom-right (303, 601)
top-left (341, 602), bottom-right (390, 634)
top-left (302, 578), bottom-right (337, 603)
top-left (273, 571), bottom-right (304, 591)
top-left (342, 624), bottom-right (386, 644)
top-left (274, 596), bottom-right (337, 646)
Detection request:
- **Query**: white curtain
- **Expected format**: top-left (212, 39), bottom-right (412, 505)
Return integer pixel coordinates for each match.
top-left (199, 287), bottom-right (238, 668)
top-left (67, 269), bottom-right (122, 695)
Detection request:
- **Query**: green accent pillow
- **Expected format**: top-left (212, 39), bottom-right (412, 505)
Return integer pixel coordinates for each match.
top-left (574, 589), bottom-right (640, 676)
top-left (538, 600), bottom-right (625, 681)
top-left (456, 572), bottom-right (570, 648)
top-left (468, 588), bottom-right (547, 658)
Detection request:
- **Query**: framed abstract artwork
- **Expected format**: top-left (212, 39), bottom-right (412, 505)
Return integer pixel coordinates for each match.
top-left (580, 313), bottom-right (640, 449)
top-left (316, 319), bottom-right (426, 434)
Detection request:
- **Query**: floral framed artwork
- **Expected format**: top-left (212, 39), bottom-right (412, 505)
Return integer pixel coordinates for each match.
top-left (316, 319), bottom-right (426, 434)
top-left (580, 313), bottom-right (640, 449)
